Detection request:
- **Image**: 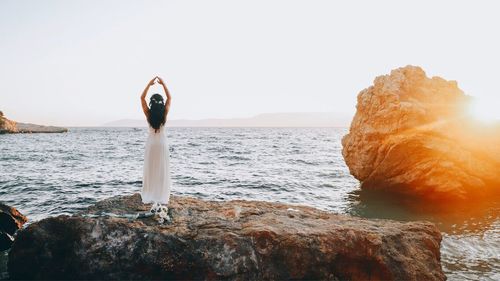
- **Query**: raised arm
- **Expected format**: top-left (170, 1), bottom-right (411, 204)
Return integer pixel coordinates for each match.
top-left (157, 77), bottom-right (172, 115)
top-left (141, 77), bottom-right (157, 118)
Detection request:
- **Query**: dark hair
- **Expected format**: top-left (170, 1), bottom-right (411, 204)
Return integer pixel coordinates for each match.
top-left (148, 94), bottom-right (166, 132)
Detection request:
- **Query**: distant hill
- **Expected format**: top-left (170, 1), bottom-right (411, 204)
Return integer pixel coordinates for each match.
top-left (102, 112), bottom-right (352, 128)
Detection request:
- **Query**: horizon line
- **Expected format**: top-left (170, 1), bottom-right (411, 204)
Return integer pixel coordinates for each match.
top-left (67, 126), bottom-right (350, 129)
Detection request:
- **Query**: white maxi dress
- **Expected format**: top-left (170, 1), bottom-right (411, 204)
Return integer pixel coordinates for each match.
top-left (141, 124), bottom-right (171, 205)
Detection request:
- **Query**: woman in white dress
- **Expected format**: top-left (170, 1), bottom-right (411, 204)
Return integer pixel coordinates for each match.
top-left (140, 76), bottom-right (172, 205)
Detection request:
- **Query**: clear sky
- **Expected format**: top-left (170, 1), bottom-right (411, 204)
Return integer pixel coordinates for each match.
top-left (1, 0), bottom-right (499, 126)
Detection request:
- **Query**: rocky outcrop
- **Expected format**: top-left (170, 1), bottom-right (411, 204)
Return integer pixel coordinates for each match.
top-left (0, 203), bottom-right (27, 251)
top-left (0, 111), bottom-right (67, 134)
top-left (0, 112), bottom-right (17, 134)
top-left (9, 194), bottom-right (445, 280)
top-left (342, 65), bottom-right (500, 200)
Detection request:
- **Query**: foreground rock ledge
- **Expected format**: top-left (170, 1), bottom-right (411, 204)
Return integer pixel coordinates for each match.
top-left (8, 194), bottom-right (444, 280)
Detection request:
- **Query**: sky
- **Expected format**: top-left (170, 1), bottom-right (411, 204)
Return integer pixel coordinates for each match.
top-left (1, 0), bottom-right (499, 126)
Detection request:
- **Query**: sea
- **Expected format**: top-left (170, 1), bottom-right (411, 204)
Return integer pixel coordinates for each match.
top-left (0, 127), bottom-right (498, 280)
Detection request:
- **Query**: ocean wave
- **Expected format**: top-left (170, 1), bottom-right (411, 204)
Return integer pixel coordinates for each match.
top-left (218, 155), bottom-right (251, 161)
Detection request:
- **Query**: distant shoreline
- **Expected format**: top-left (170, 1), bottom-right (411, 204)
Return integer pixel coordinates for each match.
top-left (0, 112), bottom-right (68, 134)
top-left (101, 112), bottom-right (353, 128)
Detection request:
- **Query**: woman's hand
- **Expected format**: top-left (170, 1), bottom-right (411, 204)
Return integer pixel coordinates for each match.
top-left (148, 76), bottom-right (158, 86)
top-left (157, 76), bottom-right (165, 85)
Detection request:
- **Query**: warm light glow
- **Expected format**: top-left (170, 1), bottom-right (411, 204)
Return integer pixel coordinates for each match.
top-left (467, 98), bottom-right (500, 122)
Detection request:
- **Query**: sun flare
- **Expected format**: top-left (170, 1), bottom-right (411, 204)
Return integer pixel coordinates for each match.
top-left (467, 98), bottom-right (500, 123)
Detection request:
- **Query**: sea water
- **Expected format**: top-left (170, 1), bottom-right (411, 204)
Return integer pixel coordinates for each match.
top-left (0, 127), bottom-right (498, 280)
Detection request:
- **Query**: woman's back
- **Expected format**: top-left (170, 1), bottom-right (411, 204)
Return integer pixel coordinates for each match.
top-left (147, 124), bottom-right (166, 138)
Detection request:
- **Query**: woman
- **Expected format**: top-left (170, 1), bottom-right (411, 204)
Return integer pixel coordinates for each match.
top-left (140, 76), bottom-right (172, 205)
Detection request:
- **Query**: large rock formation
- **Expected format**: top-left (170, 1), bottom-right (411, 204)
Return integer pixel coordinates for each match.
top-left (0, 111), bottom-right (67, 134)
top-left (0, 203), bottom-right (27, 251)
top-left (9, 194), bottom-right (445, 280)
top-left (342, 66), bottom-right (500, 200)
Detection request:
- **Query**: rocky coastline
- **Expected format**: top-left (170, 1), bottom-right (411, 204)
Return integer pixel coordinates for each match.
top-left (0, 111), bottom-right (67, 134)
top-left (8, 194), bottom-right (445, 280)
